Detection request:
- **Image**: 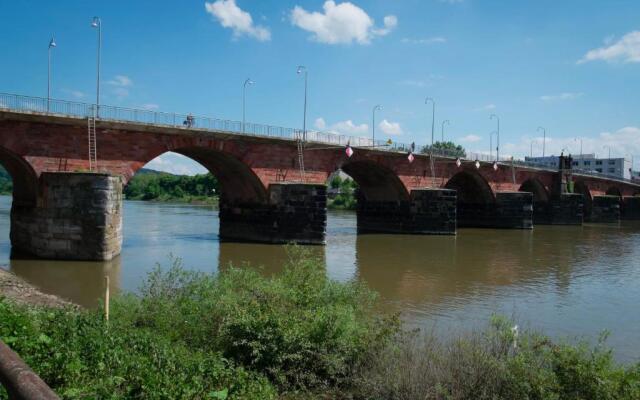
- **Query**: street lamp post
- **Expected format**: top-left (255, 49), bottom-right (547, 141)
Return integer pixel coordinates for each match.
top-left (372, 105), bottom-right (382, 145)
top-left (425, 97), bottom-right (435, 147)
top-left (489, 131), bottom-right (497, 159)
top-left (242, 78), bottom-right (254, 133)
top-left (530, 140), bottom-right (534, 158)
top-left (296, 66), bottom-right (307, 141)
top-left (490, 114), bottom-right (500, 161)
top-left (537, 126), bottom-right (546, 157)
top-left (441, 120), bottom-right (450, 142)
top-left (91, 17), bottom-right (102, 117)
top-left (603, 145), bottom-right (611, 160)
top-left (574, 137), bottom-right (583, 159)
top-left (47, 37), bottom-right (56, 112)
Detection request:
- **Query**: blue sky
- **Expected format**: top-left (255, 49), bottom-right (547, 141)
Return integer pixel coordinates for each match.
top-left (1, 0), bottom-right (639, 175)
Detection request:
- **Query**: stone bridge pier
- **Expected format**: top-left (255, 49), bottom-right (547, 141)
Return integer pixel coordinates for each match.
top-left (11, 173), bottom-right (123, 261)
top-left (356, 188), bottom-right (457, 235)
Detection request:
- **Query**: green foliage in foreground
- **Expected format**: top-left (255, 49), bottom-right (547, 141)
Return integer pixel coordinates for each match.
top-left (328, 175), bottom-right (358, 210)
top-left (0, 249), bottom-right (392, 399)
top-left (124, 169), bottom-right (219, 204)
top-left (354, 315), bottom-right (640, 400)
top-left (0, 251), bottom-right (639, 399)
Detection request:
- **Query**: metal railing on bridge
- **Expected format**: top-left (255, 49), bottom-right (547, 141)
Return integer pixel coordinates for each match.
top-left (1, 92), bottom-right (637, 185)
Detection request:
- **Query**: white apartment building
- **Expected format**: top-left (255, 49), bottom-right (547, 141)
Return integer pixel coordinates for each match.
top-left (524, 154), bottom-right (632, 180)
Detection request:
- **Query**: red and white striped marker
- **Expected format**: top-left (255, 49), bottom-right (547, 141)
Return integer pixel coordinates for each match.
top-left (408, 152), bottom-right (415, 163)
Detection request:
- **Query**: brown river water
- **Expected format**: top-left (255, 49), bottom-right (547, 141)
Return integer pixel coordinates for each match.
top-left (1, 196), bottom-right (639, 362)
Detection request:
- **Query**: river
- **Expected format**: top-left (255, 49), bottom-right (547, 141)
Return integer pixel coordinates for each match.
top-left (1, 195), bottom-right (639, 362)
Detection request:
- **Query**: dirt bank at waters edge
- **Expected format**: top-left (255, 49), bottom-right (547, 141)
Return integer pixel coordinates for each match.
top-left (0, 268), bottom-right (76, 308)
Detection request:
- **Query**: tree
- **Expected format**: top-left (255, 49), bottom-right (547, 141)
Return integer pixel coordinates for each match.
top-left (421, 141), bottom-right (466, 158)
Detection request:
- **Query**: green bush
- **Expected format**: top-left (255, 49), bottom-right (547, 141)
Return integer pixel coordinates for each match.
top-left (120, 249), bottom-right (396, 390)
top-left (353, 315), bottom-right (640, 400)
top-left (0, 298), bottom-right (274, 399)
top-left (0, 249), bottom-right (395, 398)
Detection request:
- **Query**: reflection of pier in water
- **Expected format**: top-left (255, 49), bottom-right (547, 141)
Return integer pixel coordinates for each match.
top-left (9, 256), bottom-right (121, 308)
top-left (353, 224), bottom-right (634, 314)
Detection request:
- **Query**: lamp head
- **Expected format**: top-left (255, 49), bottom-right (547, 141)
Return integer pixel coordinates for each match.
top-left (91, 17), bottom-right (100, 28)
top-left (296, 65), bottom-right (306, 74)
top-left (49, 37), bottom-right (56, 48)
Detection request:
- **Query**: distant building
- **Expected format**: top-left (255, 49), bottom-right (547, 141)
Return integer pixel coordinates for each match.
top-left (524, 153), bottom-right (632, 180)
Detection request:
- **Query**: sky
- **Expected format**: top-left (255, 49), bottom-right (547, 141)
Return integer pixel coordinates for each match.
top-left (1, 0), bottom-right (639, 175)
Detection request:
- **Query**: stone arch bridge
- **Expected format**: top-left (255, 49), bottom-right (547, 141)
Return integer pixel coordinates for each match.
top-left (1, 96), bottom-right (639, 260)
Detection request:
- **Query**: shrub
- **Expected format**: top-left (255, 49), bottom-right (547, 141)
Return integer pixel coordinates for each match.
top-left (120, 248), bottom-right (397, 390)
top-left (352, 315), bottom-right (640, 400)
top-left (0, 248), bottom-right (396, 398)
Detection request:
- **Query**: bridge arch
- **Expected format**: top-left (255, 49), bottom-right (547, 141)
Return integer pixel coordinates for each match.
top-left (341, 160), bottom-right (409, 202)
top-left (445, 170), bottom-right (496, 228)
top-left (444, 169), bottom-right (494, 204)
top-left (131, 147), bottom-right (268, 205)
top-left (519, 178), bottom-right (550, 203)
top-left (0, 146), bottom-right (38, 207)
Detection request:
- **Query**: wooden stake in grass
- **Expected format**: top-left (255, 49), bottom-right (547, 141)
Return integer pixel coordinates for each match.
top-left (104, 275), bottom-right (110, 321)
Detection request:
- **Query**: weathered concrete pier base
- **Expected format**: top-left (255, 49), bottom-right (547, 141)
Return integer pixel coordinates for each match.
top-left (586, 195), bottom-right (620, 223)
top-left (10, 173), bottom-right (123, 261)
top-left (621, 196), bottom-right (640, 220)
top-left (457, 192), bottom-right (533, 229)
top-left (219, 183), bottom-right (327, 245)
top-left (533, 193), bottom-right (584, 225)
top-left (356, 188), bottom-right (456, 235)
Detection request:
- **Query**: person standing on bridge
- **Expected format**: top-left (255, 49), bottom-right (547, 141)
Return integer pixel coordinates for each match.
top-left (184, 113), bottom-right (194, 128)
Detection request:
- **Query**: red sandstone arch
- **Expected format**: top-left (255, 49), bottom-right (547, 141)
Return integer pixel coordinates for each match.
top-left (0, 146), bottom-right (38, 207)
top-left (444, 170), bottom-right (495, 204)
top-left (519, 178), bottom-right (550, 203)
top-left (132, 148), bottom-right (269, 204)
top-left (341, 160), bottom-right (409, 202)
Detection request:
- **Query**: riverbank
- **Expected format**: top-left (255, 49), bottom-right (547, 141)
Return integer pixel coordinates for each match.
top-left (1, 250), bottom-right (638, 399)
top-left (0, 269), bottom-right (74, 309)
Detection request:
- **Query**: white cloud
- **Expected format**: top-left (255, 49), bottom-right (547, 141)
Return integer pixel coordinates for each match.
top-left (107, 75), bottom-right (132, 87)
top-left (474, 103), bottom-right (496, 111)
top-left (401, 37), bottom-right (446, 44)
top-left (579, 31), bottom-right (640, 64)
top-left (315, 117), bottom-right (369, 135)
top-left (398, 79), bottom-right (428, 88)
top-left (205, 0), bottom-right (271, 41)
top-left (398, 74), bottom-right (443, 88)
top-left (290, 1), bottom-right (397, 45)
top-left (378, 119), bottom-right (403, 136)
top-left (460, 134), bottom-right (482, 143)
top-left (107, 75), bottom-right (133, 99)
top-left (539, 92), bottom-right (583, 102)
top-left (501, 126), bottom-right (640, 160)
top-left (62, 89), bottom-right (85, 100)
top-left (144, 152), bottom-right (208, 176)
top-left (314, 117), bottom-right (326, 129)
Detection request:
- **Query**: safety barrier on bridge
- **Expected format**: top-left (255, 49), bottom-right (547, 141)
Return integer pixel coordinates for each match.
top-left (1, 92), bottom-right (637, 184)
top-left (0, 92), bottom-right (503, 160)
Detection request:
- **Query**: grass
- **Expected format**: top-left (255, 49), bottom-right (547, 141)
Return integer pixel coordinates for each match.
top-left (1, 250), bottom-right (639, 399)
